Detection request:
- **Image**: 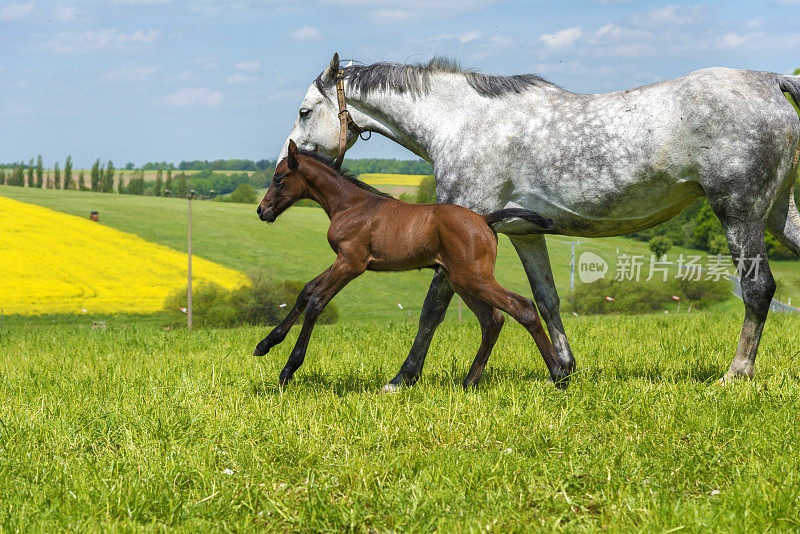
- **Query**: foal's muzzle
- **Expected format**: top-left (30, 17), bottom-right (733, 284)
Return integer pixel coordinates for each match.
top-left (256, 205), bottom-right (275, 222)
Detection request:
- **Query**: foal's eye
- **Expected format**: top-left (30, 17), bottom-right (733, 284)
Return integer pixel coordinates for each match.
top-left (299, 108), bottom-right (311, 118)
top-left (273, 174), bottom-right (284, 185)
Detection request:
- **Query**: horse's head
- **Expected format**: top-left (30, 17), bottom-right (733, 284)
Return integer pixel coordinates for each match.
top-left (277, 53), bottom-right (358, 162)
top-left (258, 140), bottom-right (308, 222)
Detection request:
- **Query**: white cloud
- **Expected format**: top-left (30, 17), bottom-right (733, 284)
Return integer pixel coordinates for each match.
top-left (194, 56), bottom-right (217, 71)
top-left (113, 0), bottom-right (173, 4)
top-left (488, 35), bottom-right (512, 47)
top-left (235, 60), bottom-right (261, 73)
top-left (162, 88), bottom-right (222, 108)
top-left (226, 73), bottom-right (255, 84)
top-left (368, 9), bottom-right (415, 23)
top-left (50, 29), bottom-right (161, 53)
top-left (100, 63), bottom-right (159, 82)
top-left (290, 25), bottom-right (323, 41)
top-left (432, 31), bottom-right (482, 44)
top-left (718, 32), bottom-right (749, 49)
top-left (0, 1), bottom-right (34, 21)
top-left (322, 0), bottom-right (494, 23)
top-left (53, 4), bottom-right (79, 23)
top-left (539, 27), bottom-right (583, 49)
top-left (630, 5), bottom-right (705, 27)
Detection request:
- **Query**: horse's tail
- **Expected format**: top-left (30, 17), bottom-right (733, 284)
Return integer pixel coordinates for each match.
top-left (484, 208), bottom-right (556, 234)
top-left (779, 74), bottom-right (800, 109)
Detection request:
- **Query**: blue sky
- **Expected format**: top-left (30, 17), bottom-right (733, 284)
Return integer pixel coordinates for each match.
top-left (1, 0), bottom-right (799, 167)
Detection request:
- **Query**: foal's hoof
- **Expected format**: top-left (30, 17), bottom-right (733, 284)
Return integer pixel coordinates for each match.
top-left (380, 383), bottom-right (401, 394)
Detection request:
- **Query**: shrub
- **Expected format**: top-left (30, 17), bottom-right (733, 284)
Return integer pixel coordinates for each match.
top-left (163, 282), bottom-right (239, 327)
top-left (708, 235), bottom-right (729, 256)
top-left (416, 175), bottom-right (436, 203)
top-left (648, 235), bottom-right (672, 258)
top-left (668, 277), bottom-right (730, 309)
top-left (564, 276), bottom-right (731, 315)
top-left (163, 272), bottom-right (339, 328)
top-left (225, 183), bottom-right (257, 204)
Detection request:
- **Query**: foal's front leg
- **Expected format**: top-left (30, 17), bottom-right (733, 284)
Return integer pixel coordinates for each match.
top-left (253, 265), bottom-right (337, 356)
top-left (276, 256), bottom-right (364, 385)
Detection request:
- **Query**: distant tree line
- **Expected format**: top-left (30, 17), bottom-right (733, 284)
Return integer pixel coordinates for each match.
top-left (628, 198), bottom-right (797, 260)
top-left (132, 156), bottom-right (433, 175)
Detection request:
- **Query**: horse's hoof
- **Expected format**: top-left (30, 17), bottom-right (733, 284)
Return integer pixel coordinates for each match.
top-left (380, 383), bottom-right (401, 394)
top-left (552, 375), bottom-right (570, 390)
top-left (253, 346), bottom-right (267, 357)
top-left (720, 368), bottom-right (754, 383)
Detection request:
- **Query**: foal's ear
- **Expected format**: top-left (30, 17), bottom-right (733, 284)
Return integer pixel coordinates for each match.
top-left (287, 139), bottom-right (299, 171)
top-left (321, 52), bottom-right (339, 85)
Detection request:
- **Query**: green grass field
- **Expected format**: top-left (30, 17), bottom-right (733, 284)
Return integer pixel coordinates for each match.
top-left (2, 185), bottom-right (800, 324)
top-left (1, 313), bottom-right (799, 531)
top-left (2, 186), bottom-right (800, 531)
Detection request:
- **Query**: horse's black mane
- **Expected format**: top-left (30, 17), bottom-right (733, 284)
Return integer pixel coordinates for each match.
top-left (315, 56), bottom-right (557, 98)
top-left (297, 148), bottom-right (394, 199)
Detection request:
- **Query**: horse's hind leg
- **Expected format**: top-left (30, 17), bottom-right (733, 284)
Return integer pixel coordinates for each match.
top-left (509, 235), bottom-right (576, 380)
top-left (451, 288), bottom-right (505, 388)
top-left (720, 219), bottom-right (776, 381)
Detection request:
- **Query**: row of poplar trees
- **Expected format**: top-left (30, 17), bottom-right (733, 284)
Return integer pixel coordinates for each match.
top-left (0, 157), bottom-right (184, 196)
top-left (0, 156), bottom-right (115, 192)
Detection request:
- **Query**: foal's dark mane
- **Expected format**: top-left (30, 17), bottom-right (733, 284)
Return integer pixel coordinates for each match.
top-left (298, 148), bottom-right (394, 199)
top-left (315, 56), bottom-right (558, 99)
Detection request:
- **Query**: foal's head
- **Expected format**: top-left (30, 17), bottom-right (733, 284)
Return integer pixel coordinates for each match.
top-left (257, 140), bottom-right (307, 222)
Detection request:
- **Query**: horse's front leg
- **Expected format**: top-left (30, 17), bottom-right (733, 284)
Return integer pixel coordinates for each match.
top-left (508, 234), bottom-right (576, 384)
top-left (253, 264), bottom-right (339, 356)
top-left (277, 256), bottom-right (364, 385)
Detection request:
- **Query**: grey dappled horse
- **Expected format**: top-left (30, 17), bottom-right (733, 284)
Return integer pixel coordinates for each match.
top-left (277, 54), bottom-right (800, 389)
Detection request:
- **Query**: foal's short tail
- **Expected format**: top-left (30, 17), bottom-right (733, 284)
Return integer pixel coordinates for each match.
top-left (485, 208), bottom-right (556, 234)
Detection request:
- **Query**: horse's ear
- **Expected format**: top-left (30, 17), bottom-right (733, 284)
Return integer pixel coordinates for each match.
top-left (321, 52), bottom-right (339, 85)
top-left (287, 139), bottom-right (299, 171)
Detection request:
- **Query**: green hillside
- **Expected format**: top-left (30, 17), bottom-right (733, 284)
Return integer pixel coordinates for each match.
top-left (2, 185), bottom-right (799, 322)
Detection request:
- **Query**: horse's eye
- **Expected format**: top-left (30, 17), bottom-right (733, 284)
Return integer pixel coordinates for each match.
top-left (299, 108), bottom-right (311, 118)
top-left (273, 174), bottom-right (284, 185)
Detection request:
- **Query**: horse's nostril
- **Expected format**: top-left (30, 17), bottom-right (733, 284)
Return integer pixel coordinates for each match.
top-left (256, 206), bottom-right (262, 215)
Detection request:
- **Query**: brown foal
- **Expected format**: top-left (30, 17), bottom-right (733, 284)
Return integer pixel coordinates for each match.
top-left (255, 139), bottom-right (566, 388)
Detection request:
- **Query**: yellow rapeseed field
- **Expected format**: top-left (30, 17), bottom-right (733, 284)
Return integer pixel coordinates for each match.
top-left (358, 173), bottom-right (428, 186)
top-left (0, 196), bottom-right (247, 315)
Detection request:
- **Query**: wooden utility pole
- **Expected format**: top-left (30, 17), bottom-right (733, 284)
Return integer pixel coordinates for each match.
top-left (187, 190), bottom-right (195, 330)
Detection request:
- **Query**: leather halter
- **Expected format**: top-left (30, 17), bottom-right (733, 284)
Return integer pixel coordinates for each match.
top-left (334, 69), bottom-right (370, 169)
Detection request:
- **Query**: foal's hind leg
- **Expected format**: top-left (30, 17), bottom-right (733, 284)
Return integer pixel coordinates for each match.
top-left (720, 220), bottom-right (776, 381)
top-left (451, 289), bottom-right (505, 388)
top-left (449, 272), bottom-right (565, 387)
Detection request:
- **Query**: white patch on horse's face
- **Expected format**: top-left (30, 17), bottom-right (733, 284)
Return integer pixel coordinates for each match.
top-left (278, 83), bottom-right (339, 161)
